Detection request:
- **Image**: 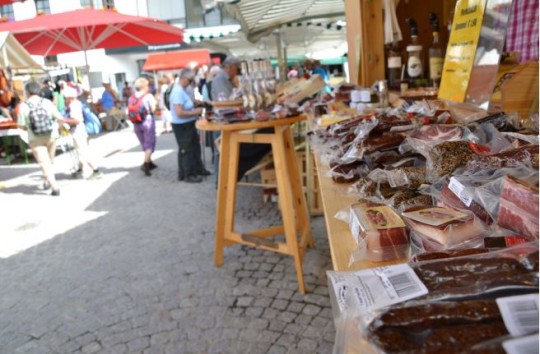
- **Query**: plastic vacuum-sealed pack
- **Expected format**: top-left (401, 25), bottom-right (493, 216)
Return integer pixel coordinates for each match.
top-left (401, 206), bottom-right (487, 249)
top-left (475, 175), bottom-right (539, 240)
top-left (347, 201), bottom-right (410, 262)
top-left (328, 243), bottom-right (539, 354)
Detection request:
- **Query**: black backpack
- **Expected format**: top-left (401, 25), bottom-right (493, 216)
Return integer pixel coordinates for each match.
top-left (163, 84), bottom-right (174, 111)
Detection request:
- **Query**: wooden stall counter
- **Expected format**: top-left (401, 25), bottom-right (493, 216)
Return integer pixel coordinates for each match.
top-left (314, 155), bottom-right (408, 271)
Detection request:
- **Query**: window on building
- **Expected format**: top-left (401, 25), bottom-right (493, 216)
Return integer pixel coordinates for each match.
top-left (35, 0), bottom-right (51, 15)
top-left (0, 4), bottom-right (14, 21)
top-left (185, 0), bottom-right (237, 28)
top-left (80, 0), bottom-right (95, 9)
top-left (103, 0), bottom-right (115, 10)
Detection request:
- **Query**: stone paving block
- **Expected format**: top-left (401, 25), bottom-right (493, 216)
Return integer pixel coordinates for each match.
top-left (294, 314), bottom-right (313, 325)
top-left (313, 285), bottom-right (328, 295)
top-left (297, 337), bottom-right (318, 351)
top-left (252, 271), bottom-right (270, 279)
top-left (302, 304), bottom-right (321, 316)
top-left (284, 323), bottom-right (303, 336)
top-left (127, 336), bottom-right (150, 352)
top-left (271, 299), bottom-right (289, 311)
top-left (186, 339), bottom-right (207, 353)
top-left (195, 315), bottom-right (216, 330)
top-left (276, 333), bottom-right (296, 347)
top-left (220, 328), bottom-right (239, 340)
top-left (254, 297), bottom-right (272, 308)
top-left (277, 311), bottom-right (297, 323)
top-left (318, 340), bottom-right (335, 354)
top-left (150, 332), bottom-right (169, 347)
top-left (268, 272), bottom-right (284, 280)
top-left (318, 307), bottom-right (333, 319)
top-left (256, 278), bottom-right (271, 287)
top-left (208, 339), bottom-right (234, 354)
top-left (268, 320), bottom-right (287, 332)
top-left (236, 296), bottom-right (254, 307)
top-left (102, 343), bottom-right (128, 354)
top-left (302, 325), bottom-right (321, 339)
top-left (267, 345), bottom-right (287, 354)
top-left (287, 302), bottom-right (305, 313)
top-left (260, 263), bottom-right (274, 272)
top-left (248, 318), bottom-right (269, 330)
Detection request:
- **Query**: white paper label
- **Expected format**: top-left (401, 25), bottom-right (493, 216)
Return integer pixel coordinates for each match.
top-left (388, 56), bottom-right (402, 69)
top-left (360, 90), bottom-right (371, 103)
top-left (497, 294), bottom-right (539, 336)
top-left (448, 177), bottom-right (473, 207)
top-left (502, 333), bottom-right (539, 354)
top-left (327, 264), bottom-right (428, 314)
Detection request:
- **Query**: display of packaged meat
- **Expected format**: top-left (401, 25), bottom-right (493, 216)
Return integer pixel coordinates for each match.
top-left (402, 206), bottom-right (487, 247)
top-left (395, 194), bottom-right (434, 213)
top-left (500, 175), bottom-right (539, 218)
top-left (328, 160), bottom-right (367, 184)
top-left (342, 133), bottom-right (405, 161)
top-left (368, 166), bottom-right (427, 188)
top-left (348, 202), bottom-right (410, 261)
top-left (428, 141), bottom-right (477, 181)
top-left (483, 235), bottom-right (529, 249)
top-left (437, 177), bottom-right (493, 224)
top-left (410, 247), bottom-right (490, 262)
top-left (408, 124), bottom-right (463, 142)
top-left (466, 144), bottom-right (539, 172)
top-left (410, 230), bottom-right (485, 254)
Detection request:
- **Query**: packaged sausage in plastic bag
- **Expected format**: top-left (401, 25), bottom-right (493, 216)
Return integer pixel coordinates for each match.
top-left (367, 166), bottom-right (427, 189)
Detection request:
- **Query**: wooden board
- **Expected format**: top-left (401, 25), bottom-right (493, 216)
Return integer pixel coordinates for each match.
top-left (315, 156), bottom-right (408, 271)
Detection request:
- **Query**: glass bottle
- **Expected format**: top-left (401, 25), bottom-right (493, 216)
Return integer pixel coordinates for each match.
top-left (262, 60), bottom-right (276, 106)
top-left (387, 40), bottom-right (403, 90)
top-left (405, 17), bottom-right (424, 87)
top-left (251, 60), bottom-right (263, 110)
top-left (428, 13), bottom-right (443, 88)
top-left (247, 61), bottom-right (257, 111)
top-left (240, 61), bottom-right (251, 110)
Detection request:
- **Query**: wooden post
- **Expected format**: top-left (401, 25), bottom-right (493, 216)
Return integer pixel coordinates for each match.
top-left (345, 0), bottom-right (385, 86)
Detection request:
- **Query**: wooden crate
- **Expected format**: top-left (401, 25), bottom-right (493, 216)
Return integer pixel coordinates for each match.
top-left (261, 150), bottom-right (323, 216)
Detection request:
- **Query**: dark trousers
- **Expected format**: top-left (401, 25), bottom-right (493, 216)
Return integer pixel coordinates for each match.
top-left (172, 121), bottom-right (203, 178)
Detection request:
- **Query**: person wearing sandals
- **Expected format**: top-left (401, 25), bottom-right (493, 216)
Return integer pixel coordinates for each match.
top-left (17, 81), bottom-right (63, 196)
top-left (132, 77), bottom-right (158, 176)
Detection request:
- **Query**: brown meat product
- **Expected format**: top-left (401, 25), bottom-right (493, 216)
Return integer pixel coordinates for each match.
top-left (370, 115), bottom-right (411, 135)
top-left (389, 190), bottom-right (419, 208)
top-left (372, 322), bottom-right (508, 354)
top-left (329, 160), bottom-right (364, 184)
top-left (466, 145), bottom-right (539, 171)
top-left (430, 141), bottom-right (475, 179)
top-left (403, 207), bottom-right (486, 246)
top-left (398, 195), bottom-right (434, 212)
top-left (370, 299), bottom-right (501, 331)
top-left (412, 257), bottom-right (529, 292)
top-left (500, 176), bottom-right (539, 218)
top-left (355, 178), bottom-right (378, 199)
top-left (409, 124), bottom-right (463, 142)
top-left (411, 248), bottom-right (490, 262)
top-left (439, 182), bottom-right (492, 224)
top-left (359, 133), bottom-right (406, 154)
top-left (350, 202), bottom-right (410, 261)
top-left (377, 182), bottom-right (400, 199)
top-left (498, 200), bottom-right (539, 239)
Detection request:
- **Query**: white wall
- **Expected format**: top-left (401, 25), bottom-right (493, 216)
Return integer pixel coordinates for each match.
top-left (50, 0), bottom-right (81, 13)
top-left (13, 1), bottom-right (36, 20)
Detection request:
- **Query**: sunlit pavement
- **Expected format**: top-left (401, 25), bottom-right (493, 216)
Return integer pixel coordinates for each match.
top-left (0, 126), bottom-right (335, 354)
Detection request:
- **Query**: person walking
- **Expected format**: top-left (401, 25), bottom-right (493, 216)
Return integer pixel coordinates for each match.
top-left (60, 86), bottom-right (103, 180)
top-left (170, 68), bottom-right (209, 183)
top-left (130, 77), bottom-right (158, 176)
top-left (158, 73), bottom-right (174, 133)
top-left (17, 81), bottom-right (63, 196)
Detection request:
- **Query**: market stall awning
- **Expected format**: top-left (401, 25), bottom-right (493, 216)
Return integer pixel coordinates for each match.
top-left (224, 0), bottom-right (345, 42)
top-left (142, 48), bottom-right (211, 72)
top-left (0, 31), bottom-right (43, 72)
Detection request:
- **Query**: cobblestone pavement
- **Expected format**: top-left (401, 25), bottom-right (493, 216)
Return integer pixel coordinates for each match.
top-left (0, 128), bottom-right (335, 354)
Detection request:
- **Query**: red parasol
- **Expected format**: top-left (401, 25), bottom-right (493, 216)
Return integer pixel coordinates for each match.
top-left (0, 8), bottom-right (183, 56)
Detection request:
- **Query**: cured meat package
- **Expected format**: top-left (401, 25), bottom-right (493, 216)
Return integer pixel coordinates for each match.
top-left (348, 202), bottom-right (410, 261)
top-left (402, 206), bottom-right (487, 249)
top-left (329, 243), bottom-right (539, 354)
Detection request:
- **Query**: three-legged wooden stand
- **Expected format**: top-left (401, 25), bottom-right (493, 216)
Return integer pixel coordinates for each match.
top-left (198, 116), bottom-right (314, 294)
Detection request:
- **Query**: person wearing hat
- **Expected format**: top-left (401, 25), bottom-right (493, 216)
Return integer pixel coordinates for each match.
top-left (61, 86), bottom-right (103, 180)
top-left (17, 81), bottom-right (64, 196)
top-left (131, 77), bottom-right (158, 176)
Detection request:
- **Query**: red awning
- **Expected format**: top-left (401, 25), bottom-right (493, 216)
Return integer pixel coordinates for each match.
top-left (143, 49), bottom-right (211, 72)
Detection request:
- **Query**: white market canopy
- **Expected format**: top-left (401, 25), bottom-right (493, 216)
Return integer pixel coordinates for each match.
top-left (223, 0), bottom-right (345, 42)
top-left (0, 31), bottom-right (43, 73)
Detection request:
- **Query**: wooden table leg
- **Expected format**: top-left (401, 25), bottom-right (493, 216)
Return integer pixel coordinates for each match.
top-left (283, 127), bottom-right (314, 248)
top-left (214, 130), bottom-right (232, 267)
top-left (272, 128), bottom-right (306, 294)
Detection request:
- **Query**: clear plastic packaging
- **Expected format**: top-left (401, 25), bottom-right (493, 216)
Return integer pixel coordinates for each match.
top-left (348, 202), bottom-right (410, 262)
top-left (367, 166), bottom-right (426, 189)
top-left (466, 144), bottom-right (539, 173)
top-left (401, 206), bottom-right (487, 247)
top-left (475, 175), bottom-right (539, 240)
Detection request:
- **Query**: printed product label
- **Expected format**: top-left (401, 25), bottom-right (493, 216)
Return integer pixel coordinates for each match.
top-left (448, 177), bottom-right (473, 207)
top-left (429, 57), bottom-right (443, 80)
top-left (327, 264), bottom-right (428, 314)
top-left (504, 235), bottom-right (528, 247)
top-left (496, 294), bottom-right (539, 336)
top-left (407, 56), bottom-right (423, 78)
top-left (388, 56), bottom-right (402, 69)
top-left (354, 204), bottom-right (406, 230)
top-left (502, 334), bottom-right (539, 354)
top-left (403, 207), bottom-right (468, 227)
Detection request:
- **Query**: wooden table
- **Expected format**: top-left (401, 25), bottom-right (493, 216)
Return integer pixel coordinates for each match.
top-left (196, 116), bottom-right (314, 294)
top-left (314, 155), bottom-right (408, 271)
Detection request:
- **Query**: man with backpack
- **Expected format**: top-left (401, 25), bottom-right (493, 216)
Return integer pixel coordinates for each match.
top-left (17, 81), bottom-right (64, 196)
